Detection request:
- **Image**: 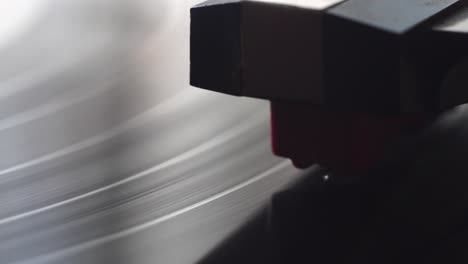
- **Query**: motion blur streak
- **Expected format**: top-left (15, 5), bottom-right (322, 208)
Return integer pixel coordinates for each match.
top-left (0, 0), bottom-right (303, 264)
top-left (0, 104), bottom-right (267, 226)
top-left (0, 89), bottom-right (205, 181)
top-left (15, 161), bottom-right (294, 264)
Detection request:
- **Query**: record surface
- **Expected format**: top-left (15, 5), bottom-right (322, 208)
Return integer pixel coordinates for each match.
top-left (0, 1), bottom-right (305, 263)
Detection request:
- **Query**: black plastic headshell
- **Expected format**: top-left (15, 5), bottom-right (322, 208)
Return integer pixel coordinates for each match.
top-left (191, 0), bottom-right (468, 113)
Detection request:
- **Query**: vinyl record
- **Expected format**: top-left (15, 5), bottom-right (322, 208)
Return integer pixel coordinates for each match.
top-left (0, 1), bottom-right (305, 263)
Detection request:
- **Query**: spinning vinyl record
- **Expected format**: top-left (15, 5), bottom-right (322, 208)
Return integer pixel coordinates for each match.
top-left (0, 1), bottom-right (305, 263)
